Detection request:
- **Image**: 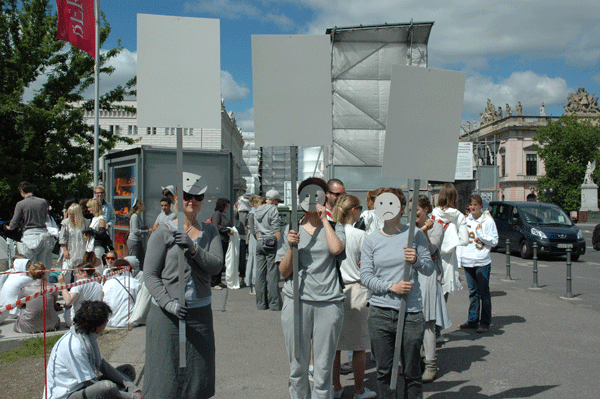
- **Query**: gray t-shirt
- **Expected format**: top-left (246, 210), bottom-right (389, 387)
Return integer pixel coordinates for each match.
top-left (279, 222), bottom-right (346, 302)
top-left (360, 226), bottom-right (434, 313)
top-left (154, 211), bottom-right (176, 227)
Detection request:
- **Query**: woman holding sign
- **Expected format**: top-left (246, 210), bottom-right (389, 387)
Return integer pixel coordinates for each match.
top-left (143, 172), bottom-right (223, 399)
top-left (278, 177), bottom-right (346, 399)
top-left (360, 188), bottom-right (434, 399)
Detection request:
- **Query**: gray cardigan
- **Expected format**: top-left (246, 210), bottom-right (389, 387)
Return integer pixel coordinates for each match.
top-left (144, 222), bottom-right (223, 308)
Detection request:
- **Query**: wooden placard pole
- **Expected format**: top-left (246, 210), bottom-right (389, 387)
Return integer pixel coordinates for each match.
top-left (177, 127), bottom-right (187, 368)
top-left (390, 178), bottom-right (420, 390)
top-left (290, 146), bottom-right (300, 357)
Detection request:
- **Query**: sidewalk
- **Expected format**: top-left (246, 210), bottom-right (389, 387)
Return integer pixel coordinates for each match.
top-left (3, 268), bottom-right (600, 398)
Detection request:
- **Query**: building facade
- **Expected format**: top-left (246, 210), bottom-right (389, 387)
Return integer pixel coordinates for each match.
top-left (81, 99), bottom-right (246, 199)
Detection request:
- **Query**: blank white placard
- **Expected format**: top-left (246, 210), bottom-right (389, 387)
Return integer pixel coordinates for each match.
top-left (382, 65), bottom-right (466, 182)
top-left (137, 14), bottom-right (220, 129)
top-left (252, 35), bottom-right (332, 147)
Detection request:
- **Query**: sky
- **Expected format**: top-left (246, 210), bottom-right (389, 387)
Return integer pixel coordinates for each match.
top-left (76, 0), bottom-right (600, 133)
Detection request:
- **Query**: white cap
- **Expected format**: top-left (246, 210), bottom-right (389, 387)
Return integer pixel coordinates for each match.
top-left (183, 172), bottom-right (207, 195)
top-left (161, 185), bottom-right (176, 196)
top-left (266, 189), bottom-right (281, 201)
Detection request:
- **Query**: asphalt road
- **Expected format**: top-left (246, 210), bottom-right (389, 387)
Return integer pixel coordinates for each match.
top-left (488, 222), bottom-right (600, 312)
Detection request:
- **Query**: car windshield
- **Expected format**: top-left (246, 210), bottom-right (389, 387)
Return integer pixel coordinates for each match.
top-left (519, 206), bottom-right (572, 226)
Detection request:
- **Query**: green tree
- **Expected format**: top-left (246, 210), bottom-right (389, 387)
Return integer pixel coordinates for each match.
top-left (0, 0), bottom-right (135, 221)
top-left (534, 116), bottom-right (600, 211)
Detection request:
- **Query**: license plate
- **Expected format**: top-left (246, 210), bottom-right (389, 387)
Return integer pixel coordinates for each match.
top-left (557, 243), bottom-right (573, 249)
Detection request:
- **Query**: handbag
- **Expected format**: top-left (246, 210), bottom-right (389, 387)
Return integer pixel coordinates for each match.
top-left (261, 236), bottom-right (277, 251)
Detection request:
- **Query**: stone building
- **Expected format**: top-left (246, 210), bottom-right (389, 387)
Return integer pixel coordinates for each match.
top-left (80, 99), bottom-right (246, 198)
top-left (461, 89), bottom-right (600, 202)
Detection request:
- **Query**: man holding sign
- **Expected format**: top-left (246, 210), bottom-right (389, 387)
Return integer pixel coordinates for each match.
top-left (360, 189), bottom-right (434, 399)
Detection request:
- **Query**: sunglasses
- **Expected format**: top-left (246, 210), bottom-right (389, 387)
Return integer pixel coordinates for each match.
top-left (330, 191), bottom-right (344, 197)
top-left (105, 256), bottom-right (116, 261)
top-left (183, 192), bottom-right (205, 202)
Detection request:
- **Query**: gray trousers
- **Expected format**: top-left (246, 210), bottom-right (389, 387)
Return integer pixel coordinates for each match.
top-left (22, 229), bottom-right (52, 266)
top-left (68, 364), bottom-right (136, 399)
top-left (281, 297), bottom-right (344, 399)
top-left (255, 242), bottom-right (281, 310)
top-left (368, 306), bottom-right (424, 399)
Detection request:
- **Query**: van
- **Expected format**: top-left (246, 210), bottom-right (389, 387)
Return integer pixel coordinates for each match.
top-left (488, 201), bottom-right (586, 261)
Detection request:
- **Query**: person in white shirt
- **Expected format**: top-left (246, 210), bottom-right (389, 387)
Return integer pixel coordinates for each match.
top-left (103, 259), bottom-right (141, 328)
top-left (59, 262), bottom-right (104, 326)
top-left (44, 300), bottom-right (141, 399)
top-left (458, 194), bottom-right (498, 334)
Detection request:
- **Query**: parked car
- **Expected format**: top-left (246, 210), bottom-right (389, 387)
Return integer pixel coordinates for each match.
top-left (488, 201), bottom-right (586, 261)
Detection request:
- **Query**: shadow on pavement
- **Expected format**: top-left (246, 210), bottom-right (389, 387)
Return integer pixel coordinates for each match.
top-left (426, 384), bottom-right (559, 398)
top-left (436, 345), bottom-right (489, 377)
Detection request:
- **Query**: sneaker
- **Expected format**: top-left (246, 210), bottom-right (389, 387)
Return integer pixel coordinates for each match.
top-left (354, 387), bottom-right (377, 399)
top-left (459, 323), bottom-right (478, 329)
top-left (212, 285), bottom-right (223, 290)
top-left (334, 388), bottom-right (343, 399)
top-left (308, 365), bottom-right (314, 382)
top-left (340, 362), bottom-right (353, 375)
top-left (436, 335), bottom-right (449, 343)
top-left (249, 286), bottom-right (256, 295)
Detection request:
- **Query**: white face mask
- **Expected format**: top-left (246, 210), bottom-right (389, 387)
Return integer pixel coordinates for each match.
top-left (299, 185), bottom-right (326, 212)
top-left (374, 193), bottom-right (402, 221)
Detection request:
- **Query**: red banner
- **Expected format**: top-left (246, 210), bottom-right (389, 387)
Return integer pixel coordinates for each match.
top-left (56, 0), bottom-right (96, 58)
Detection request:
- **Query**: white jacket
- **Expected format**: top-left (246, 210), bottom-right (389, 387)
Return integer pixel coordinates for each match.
top-left (461, 211), bottom-right (499, 268)
top-left (432, 207), bottom-right (469, 294)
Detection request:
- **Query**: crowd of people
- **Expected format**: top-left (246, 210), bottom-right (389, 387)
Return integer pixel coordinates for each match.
top-left (0, 177), bottom-right (499, 399)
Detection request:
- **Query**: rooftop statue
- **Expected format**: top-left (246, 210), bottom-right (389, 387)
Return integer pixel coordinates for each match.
top-left (564, 88), bottom-right (600, 116)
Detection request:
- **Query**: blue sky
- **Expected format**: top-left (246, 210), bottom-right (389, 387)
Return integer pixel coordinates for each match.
top-left (86, 0), bottom-right (600, 133)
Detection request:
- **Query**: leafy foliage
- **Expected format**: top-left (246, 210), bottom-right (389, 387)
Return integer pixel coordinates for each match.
top-left (0, 0), bottom-right (136, 220)
top-left (534, 116), bottom-right (600, 211)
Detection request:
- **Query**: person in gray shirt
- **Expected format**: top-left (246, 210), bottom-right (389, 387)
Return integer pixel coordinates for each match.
top-left (278, 177), bottom-right (346, 399)
top-left (360, 188), bottom-right (434, 399)
top-left (152, 197), bottom-right (176, 231)
top-left (8, 181), bottom-right (51, 264)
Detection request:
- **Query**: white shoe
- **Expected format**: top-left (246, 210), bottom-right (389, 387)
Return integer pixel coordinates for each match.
top-left (436, 334), bottom-right (449, 343)
top-left (354, 387), bottom-right (377, 399)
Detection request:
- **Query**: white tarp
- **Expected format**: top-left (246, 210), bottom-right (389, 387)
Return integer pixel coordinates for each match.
top-left (330, 23), bottom-right (433, 167)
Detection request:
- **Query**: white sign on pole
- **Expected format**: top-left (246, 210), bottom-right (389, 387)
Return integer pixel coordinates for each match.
top-left (455, 142), bottom-right (474, 180)
top-left (137, 14), bottom-right (221, 129)
top-left (252, 35), bottom-right (332, 147)
top-left (382, 65), bottom-right (466, 182)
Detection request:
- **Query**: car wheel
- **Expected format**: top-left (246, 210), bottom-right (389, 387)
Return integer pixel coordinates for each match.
top-left (520, 241), bottom-right (533, 259)
top-left (571, 254), bottom-right (580, 262)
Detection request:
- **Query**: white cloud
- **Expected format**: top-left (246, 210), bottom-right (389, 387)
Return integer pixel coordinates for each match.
top-left (184, 0), bottom-right (294, 30)
top-left (286, 0), bottom-right (600, 67)
top-left (463, 71), bottom-right (572, 120)
top-left (593, 74), bottom-right (600, 86)
top-left (234, 107), bottom-right (254, 132)
top-left (81, 48), bottom-right (138, 99)
top-left (221, 70), bottom-right (250, 102)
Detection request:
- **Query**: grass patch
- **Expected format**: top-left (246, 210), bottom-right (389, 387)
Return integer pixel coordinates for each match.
top-left (0, 334), bottom-right (65, 363)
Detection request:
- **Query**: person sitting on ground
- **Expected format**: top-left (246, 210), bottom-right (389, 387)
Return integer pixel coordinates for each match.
top-left (59, 262), bottom-right (104, 326)
top-left (103, 259), bottom-right (141, 328)
top-left (14, 262), bottom-right (61, 333)
top-left (44, 300), bottom-right (141, 399)
top-left (0, 257), bottom-right (32, 322)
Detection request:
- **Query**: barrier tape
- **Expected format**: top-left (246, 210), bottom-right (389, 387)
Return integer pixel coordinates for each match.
top-left (0, 268), bottom-right (127, 314)
top-left (1, 266), bottom-right (128, 275)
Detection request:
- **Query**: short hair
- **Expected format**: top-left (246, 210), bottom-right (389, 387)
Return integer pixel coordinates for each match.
top-left (215, 198), bottom-right (230, 212)
top-left (18, 181), bottom-right (34, 194)
top-left (409, 195), bottom-right (433, 214)
top-left (366, 188), bottom-right (384, 210)
top-left (73, 301), bottom-right (112, 335)
top-left (77, 261), bottom-right (95, 277)
top-left (63, 197), bottom-right (78, 211)
top-left (469, 194), bottom-right (483, 206)
top-left (105, 250), bottom-right (117, 259)
top-left (327, 178), bottom-right (344, 192)
top-left (378, 187), bottom-right (407, 208)
top-left (250, 196), bottom-right (263, 206)
top-left (160, 196), bottom-right (172, 204)
top-left (437, 183), bottom-right (458, 210)
top-left (28, 262), bottom-right (46, 280)
top-left (298, 177), bottom-right (328, 196)
top-left (94, 185), bottom-right (105, 193)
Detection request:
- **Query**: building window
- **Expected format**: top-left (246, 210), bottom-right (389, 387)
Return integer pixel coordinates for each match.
top-left (146, 127), bottom-right (151, 135)
top-left (526, 153), bottom-right (537, 176)
top-left (501, 154), bottom-right (506, 177)
top-left (128, 125), bottom-right (133, 135)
